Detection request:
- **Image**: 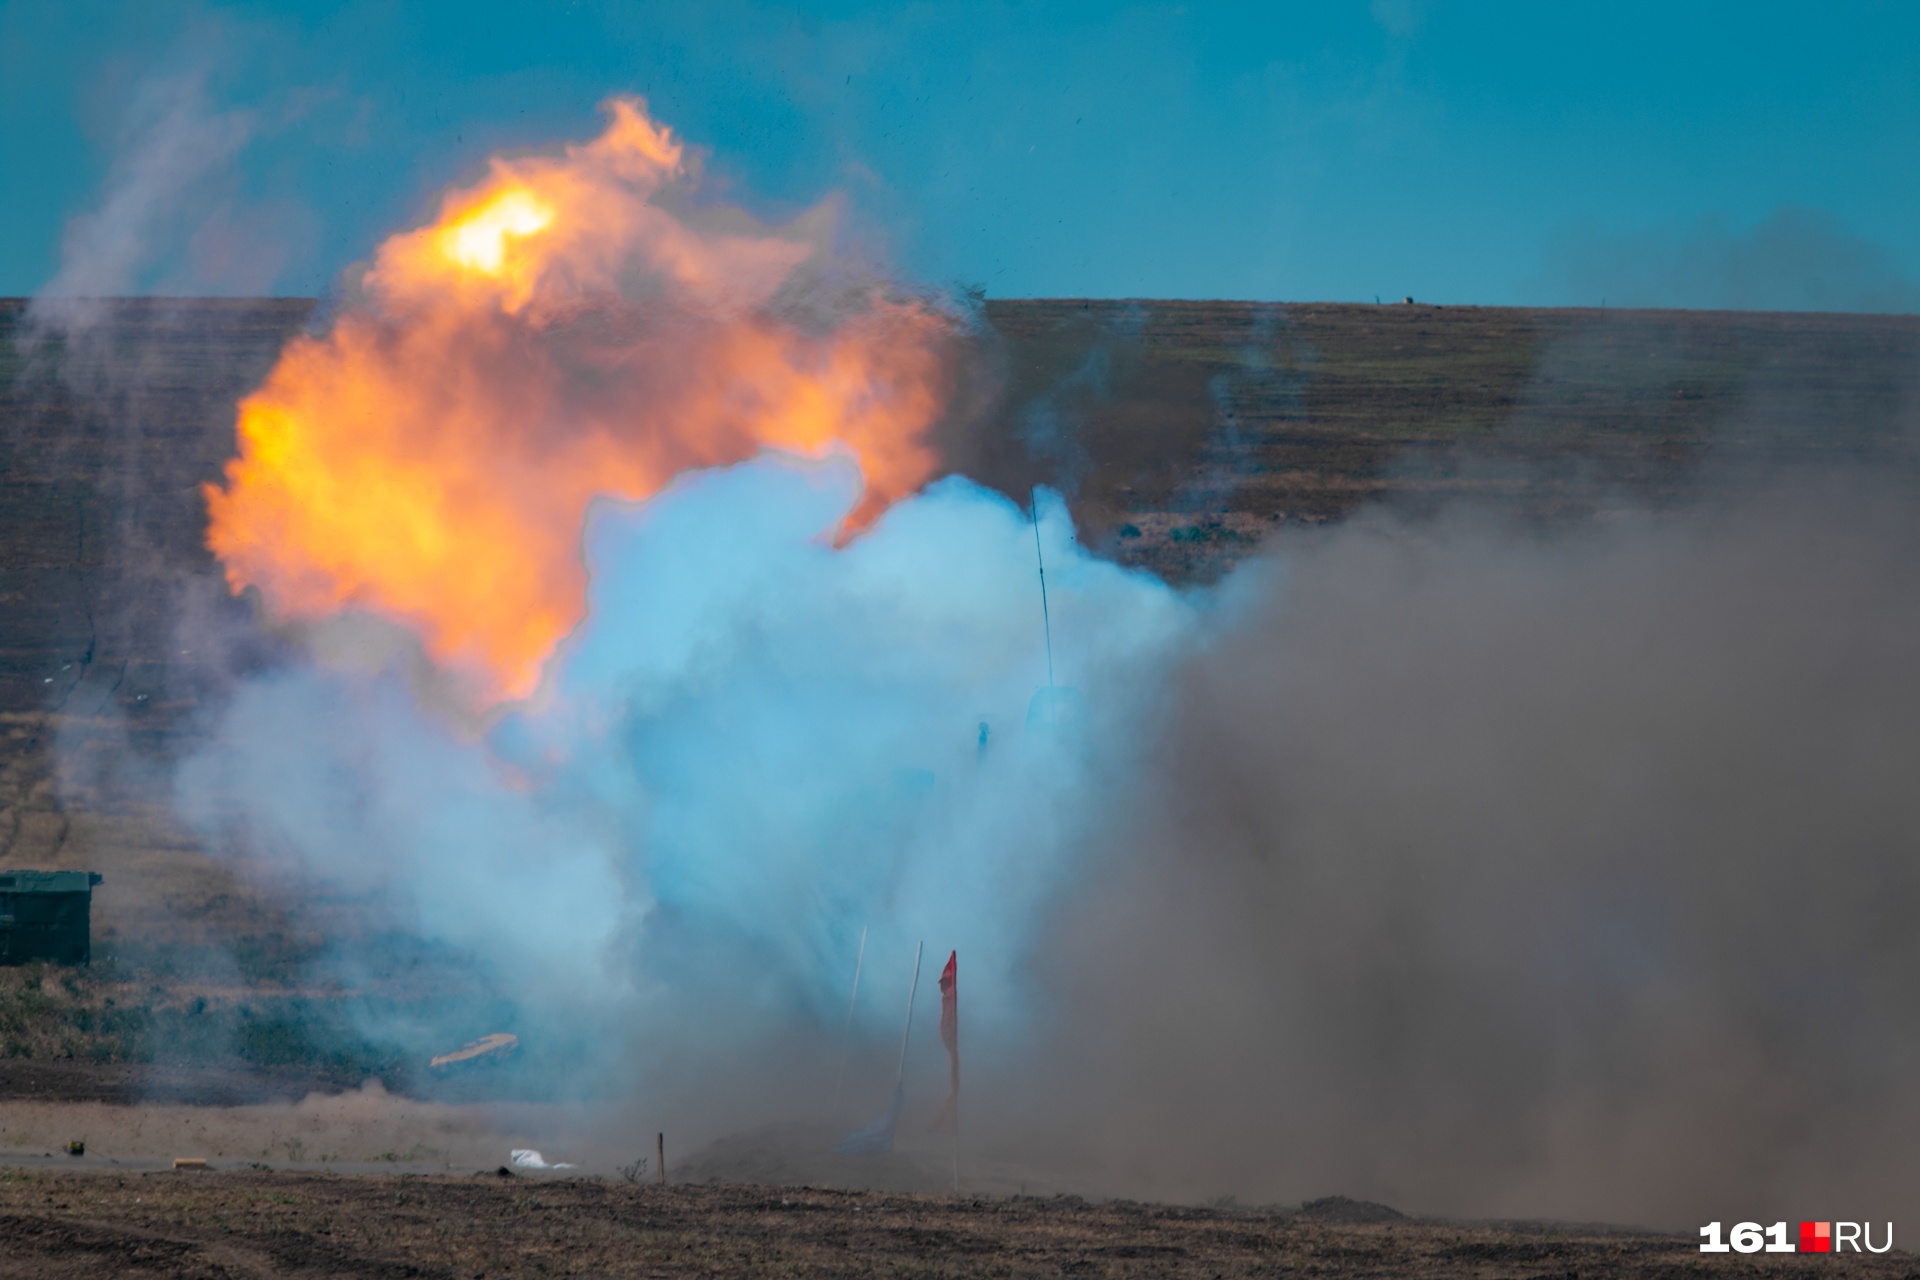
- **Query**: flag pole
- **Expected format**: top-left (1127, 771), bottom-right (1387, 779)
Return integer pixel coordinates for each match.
top-left (936, 950), bottom-right (961, 1195)
top-left (830, 925), bottom-right (868, 1116)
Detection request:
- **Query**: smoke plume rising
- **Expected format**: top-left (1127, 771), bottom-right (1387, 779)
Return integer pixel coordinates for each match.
top-left (34, 68), bottom-right (258, 319)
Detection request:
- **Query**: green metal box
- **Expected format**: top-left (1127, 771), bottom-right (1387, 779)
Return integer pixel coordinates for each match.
top-left (0, 870), bottom-right (103, 965)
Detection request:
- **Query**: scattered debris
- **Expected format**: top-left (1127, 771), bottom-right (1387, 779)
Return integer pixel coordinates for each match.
top-left (63, 1140), bottom-right (83, 1157)
top-left (428, 1032), bottom-right (519, 1071)
top-left (172, 1157), bottom-right (208, 1171)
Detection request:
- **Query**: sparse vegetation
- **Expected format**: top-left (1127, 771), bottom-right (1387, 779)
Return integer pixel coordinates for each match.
top-left (0, 958), bottom-right (414, 1091)
top-left (0, 964), bottom-right (146, 1062)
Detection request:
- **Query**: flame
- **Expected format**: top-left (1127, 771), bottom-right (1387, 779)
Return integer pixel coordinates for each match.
top-left (443, 189), bottom-right (554, 275)
top-left (206, 98), bottom-right (954, 702)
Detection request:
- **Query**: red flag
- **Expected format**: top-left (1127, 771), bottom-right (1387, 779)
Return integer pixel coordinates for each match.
top-left (932, 950), bottom-right (959, 1133)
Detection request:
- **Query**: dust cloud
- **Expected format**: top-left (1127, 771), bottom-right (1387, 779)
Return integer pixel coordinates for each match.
top-left (995, 471), bottom-right (1920, 1227)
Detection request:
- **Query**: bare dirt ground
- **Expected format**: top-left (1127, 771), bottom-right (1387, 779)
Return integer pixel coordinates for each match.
top-left (4, 1166), bottom-right (1877, 1280)
top-left (0, 1079), bottom-right (559, 1174)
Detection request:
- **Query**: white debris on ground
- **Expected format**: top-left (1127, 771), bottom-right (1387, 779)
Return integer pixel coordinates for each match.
top-left (509, 1148), bottom-right (576, 1170)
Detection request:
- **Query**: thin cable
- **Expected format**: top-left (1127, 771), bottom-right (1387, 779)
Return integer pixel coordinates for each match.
top-left (830, 925), bottom-right (867, 1116)
top-left (1032, 488), bottom-right (1055, 692)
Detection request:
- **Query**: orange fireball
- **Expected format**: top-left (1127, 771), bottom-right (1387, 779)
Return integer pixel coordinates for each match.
top-left (206, 98), bottom-right (954, 702)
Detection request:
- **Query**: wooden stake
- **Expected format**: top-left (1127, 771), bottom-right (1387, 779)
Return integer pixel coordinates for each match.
top-left (656, 1132), bottom-right (665, 1186)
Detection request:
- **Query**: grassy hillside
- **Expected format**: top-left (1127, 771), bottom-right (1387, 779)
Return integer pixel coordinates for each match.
top-left (2, 295), bottom-right (1917, 1089)
top-left (963, 299), bottom-right (1920, 577)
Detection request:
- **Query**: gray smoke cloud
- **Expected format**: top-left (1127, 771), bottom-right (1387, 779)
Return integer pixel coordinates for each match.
top-left (1536, 207), bottom-right (1920, 314)
top-left (989, 470), bottom-right (1920, 1228)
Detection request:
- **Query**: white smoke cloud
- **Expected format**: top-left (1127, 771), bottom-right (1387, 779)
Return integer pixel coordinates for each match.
top-left (177, 457), bottom-right (1192, 1086)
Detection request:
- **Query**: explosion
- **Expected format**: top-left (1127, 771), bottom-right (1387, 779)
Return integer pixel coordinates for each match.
top-left (135, 89), bottom-right (1920, 1227)
top-left (205, 98), bottom-right (956, 701)
top-left (184, 95), bottom-right (1184, 1101)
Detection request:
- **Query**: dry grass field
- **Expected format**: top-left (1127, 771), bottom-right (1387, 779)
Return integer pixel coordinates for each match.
top-left (4, 297), bottom-right (1920, 1269)
top-left (5, 294), bottom-right (1919, 1087)
top-left (961, 299), bottom-right (1920, 577)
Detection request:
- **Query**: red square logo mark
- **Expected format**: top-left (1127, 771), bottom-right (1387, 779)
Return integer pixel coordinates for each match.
top-left (1800, 1222), bottom-right (1832, 1253)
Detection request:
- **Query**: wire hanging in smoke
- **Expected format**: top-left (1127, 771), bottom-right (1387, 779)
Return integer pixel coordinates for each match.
top-left (1032, 487), bottom-right (1055, 692)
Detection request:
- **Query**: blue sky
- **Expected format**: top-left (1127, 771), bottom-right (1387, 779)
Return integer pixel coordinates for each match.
top-left (4, 1), bottom-right (1918, 306)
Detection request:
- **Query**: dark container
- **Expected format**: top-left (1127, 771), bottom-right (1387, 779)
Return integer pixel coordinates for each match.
top-left (0, 870), bottom-right (103, 965)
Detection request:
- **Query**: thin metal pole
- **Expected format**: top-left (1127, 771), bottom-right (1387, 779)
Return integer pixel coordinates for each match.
top-left (831, 925), bottom-right (868, 1115)
top-left (844, 925), bottom-right (869, 1035)
top-left (895, 941), bottom-right (924, 1088)
top-left (1031, 488), bottom-right (1055, 693)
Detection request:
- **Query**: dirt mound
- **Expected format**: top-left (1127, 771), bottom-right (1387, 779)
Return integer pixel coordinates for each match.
top-left (1297, 1194), bottom-right (1406, 1223)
